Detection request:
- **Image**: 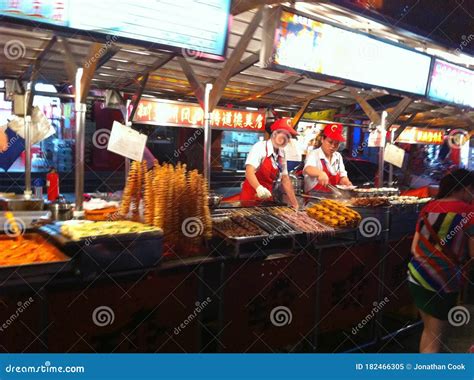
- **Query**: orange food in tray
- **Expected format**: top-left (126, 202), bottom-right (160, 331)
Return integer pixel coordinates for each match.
top-left (1, 235), bottom-right (68, 267)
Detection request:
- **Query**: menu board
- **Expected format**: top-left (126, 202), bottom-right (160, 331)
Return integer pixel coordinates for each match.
top-left (265, 10), bottom-right (432, 96)
top-left (0, 0), bottom-right (231, 57)
top-left (427, 59), bottom-right (474, 108)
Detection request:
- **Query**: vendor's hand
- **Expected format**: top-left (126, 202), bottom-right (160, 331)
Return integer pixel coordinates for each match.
top-left (340, 177), bottom-right (353, 187)
top-left (317, 172), bottom-right (329, 187)
top-left (256, 185), bottom-right (272, 199)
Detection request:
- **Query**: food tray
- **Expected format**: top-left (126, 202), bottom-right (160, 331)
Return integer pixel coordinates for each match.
top-left (40, 223), bottom-right (163, 278)
top-left (0, 232), bottom-right (74, 283)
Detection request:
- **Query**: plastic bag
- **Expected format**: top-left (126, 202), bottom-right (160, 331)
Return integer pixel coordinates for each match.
top-left (7, 106), bottom-right (55, 145)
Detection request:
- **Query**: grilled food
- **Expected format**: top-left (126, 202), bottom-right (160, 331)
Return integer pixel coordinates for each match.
top-left (306, 199), bottom-right (361, 228)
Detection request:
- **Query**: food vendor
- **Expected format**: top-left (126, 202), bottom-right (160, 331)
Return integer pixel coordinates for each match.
top-left (240, 118), bottom-right (299, 209)
top-left (304, 123), bottom-right (352, 193)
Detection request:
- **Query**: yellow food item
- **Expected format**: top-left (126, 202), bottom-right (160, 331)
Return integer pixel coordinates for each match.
top-left (61, 221), bottom-right (161, 241)
top-left (306, 200), bottom-right (361, 228)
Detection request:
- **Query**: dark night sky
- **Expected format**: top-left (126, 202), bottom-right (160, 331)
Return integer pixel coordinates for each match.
top-left (333, 0), bottom-right (474, 55)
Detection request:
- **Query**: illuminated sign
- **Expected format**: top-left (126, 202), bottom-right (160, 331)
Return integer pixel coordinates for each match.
top-left (427, 59), bottom-right (474, 108)
top-left (0, 0), bottom-right (231, 58)
top-left (263, 9), bottom-right (432, 96)
top-left (134, 100), bottom-right (266, 131)
top-left (392, 126), bottom-right (444, 145)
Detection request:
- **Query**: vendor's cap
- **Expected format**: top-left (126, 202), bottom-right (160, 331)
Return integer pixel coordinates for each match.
top-left (270, 117), bottom-right (298, 136)
top-left (323, 123), bottom-right (346, 142)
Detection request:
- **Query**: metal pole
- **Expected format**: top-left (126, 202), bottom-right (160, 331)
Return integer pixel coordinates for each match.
top-left (75, 69), bottom-right (86, 214)
top-left (203, 83), bottom-right (213, 187)
top-left (24, 84), bottom-right (32, 198)
top-left (377, 111), bottom-right (387, 188)
top-left (388, 128), bottom-right (394, 186)
top-left (124, 98), bottom-right (132, 178)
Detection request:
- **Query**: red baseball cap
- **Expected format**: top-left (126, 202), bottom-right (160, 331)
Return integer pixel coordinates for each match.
top-left (270, 118), bottom-right (298, 136)
top-left (323, 123), bottom-right (346, 142)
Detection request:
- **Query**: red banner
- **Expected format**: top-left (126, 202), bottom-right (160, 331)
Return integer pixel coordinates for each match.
top-left (133, 100), bottom-right (265, 131)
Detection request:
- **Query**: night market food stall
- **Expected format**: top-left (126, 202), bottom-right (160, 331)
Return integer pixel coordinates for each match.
top-left (0, 1), bottom-right (473, 353)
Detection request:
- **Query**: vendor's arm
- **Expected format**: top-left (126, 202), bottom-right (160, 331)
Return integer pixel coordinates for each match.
top-left (281, 174), bottom-right (298, 210)
top-left (245, 164), bottom-right (261, 190)
top-left (304, 150), bottom-right (329, 186)
top-left (304, 166), bottom-right (329, 186)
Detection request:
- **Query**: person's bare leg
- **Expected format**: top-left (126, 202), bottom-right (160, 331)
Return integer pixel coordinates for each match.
top-left (419, 310), bottom-right (446, 353)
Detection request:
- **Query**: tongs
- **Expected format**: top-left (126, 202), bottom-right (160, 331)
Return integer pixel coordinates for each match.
top-left (327, 184), bottom-right (344, 199)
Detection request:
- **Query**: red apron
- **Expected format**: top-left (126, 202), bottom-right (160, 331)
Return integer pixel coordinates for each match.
top-left (240, 144), bottom-right (280, 203)
top-left (310, 159), bottom-right (341, 192)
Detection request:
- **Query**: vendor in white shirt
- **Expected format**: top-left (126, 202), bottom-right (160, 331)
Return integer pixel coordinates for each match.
top-left (304, 123), bottom-right (353, 193)
top-left (240, 118), bottom-right (299, 209)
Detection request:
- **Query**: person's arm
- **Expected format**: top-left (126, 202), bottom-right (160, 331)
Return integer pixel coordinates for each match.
top-left (245, 164), bottom-right (261, 190)
top-left (281, 174), bottom-right (299, 210)
top-left (304, 151), bottom-right (329, 186)
top-left (339, 177), bottom-right (353, 186)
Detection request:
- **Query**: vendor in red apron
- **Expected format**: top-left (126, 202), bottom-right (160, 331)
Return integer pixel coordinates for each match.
top-left (240, 118), bottom-right (299, 209)
top-left (304, 123), bottom-right (352, 193)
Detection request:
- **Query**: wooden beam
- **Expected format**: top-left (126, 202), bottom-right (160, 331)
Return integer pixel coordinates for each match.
top-left (239, 75), bottom-right (302, 102)
top-left (231, 0), bottom-right (288, 15)
top-left (129, 73), bottom-right (149, 122)
top-left (349, 88), bottom-right (381, 125)
top-left (393, 113), bottom-right (417, 141)
top-left (231, 53), bottom-right (259, 77)
top-left (177, 56), bottom-right (205, 108)
top-left (20, 35), bottom-right (57, 81)
top-left (58, 37), bottom-right (79, 85)
top-left (80, 43), bottom-right (103, 103)
top-left (96, 45), bottom-right (120, 69)
top-left (209, 6), bottom-right (264, 111)
top-left (292, 84), bottom-right (345, 127)
top-left (385, 97), bottom-right (412, 128)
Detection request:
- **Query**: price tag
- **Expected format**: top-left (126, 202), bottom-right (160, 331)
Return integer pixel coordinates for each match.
top-left (107, 121), bottom-right (147, 161)
top-left (384, 143), bottom-right (405, 168)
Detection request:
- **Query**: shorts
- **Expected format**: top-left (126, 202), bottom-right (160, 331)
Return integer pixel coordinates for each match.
top-left (408, 281), bottom-right (458, 321)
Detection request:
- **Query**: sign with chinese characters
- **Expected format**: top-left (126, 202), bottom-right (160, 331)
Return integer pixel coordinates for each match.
top-left (392, 126), bottom-right (444, 145)
top-left (133, 100), bottom-right (266, 131)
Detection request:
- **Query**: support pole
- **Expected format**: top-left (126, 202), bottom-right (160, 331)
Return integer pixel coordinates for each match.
top-left (24, 84), bottom-right (32, 198)
top-left (377, 111), bottom-right (387, 188)
top-left (204, 83), bottom-right (213, 187)
top-left (124, 98), bottom-right (132, 179)
top-left (75, 68), bottom-right (86, 214)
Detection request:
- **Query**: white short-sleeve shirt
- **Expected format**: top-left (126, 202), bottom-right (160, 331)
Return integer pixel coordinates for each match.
top-left (304, 148), bottom-right (347, 192)
top-left (245, 140), bottom-right (288, 176)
